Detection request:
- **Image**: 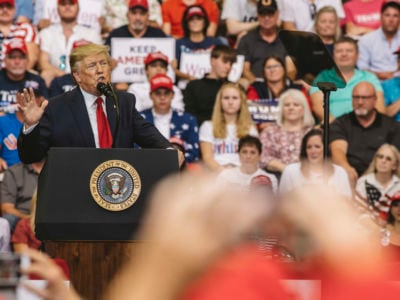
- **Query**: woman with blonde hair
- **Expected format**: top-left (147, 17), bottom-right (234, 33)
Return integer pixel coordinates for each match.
top-left (260, 89), bottom-right (315, 174)
top-left (199, 82), bottom-right (258, 172)
top-left (11, 189), bottom-right (41, 253)
top-left (313, 6), bottom-right (342, 56)
top-left (355, 144), bottom-right (400, 221)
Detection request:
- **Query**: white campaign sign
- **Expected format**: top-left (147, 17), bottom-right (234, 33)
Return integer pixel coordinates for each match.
top-left (43, 0), bottom-right (104, 33)
top-left (111, 38), bottom-right (175, 83)
top-left (179, 53), bottom-right (244, 82)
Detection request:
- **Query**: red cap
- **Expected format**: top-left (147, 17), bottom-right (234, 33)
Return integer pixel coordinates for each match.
top-left (250, 175), bottom-right (272, 188)
top-left (150, 74), bottom-right (173, 92)
top-left (144, 51), bottom-right (168, 66)
top-left (5, 38), bottom-right (27, 55)
top-left (0, 0), bottom-right (15, 6)
top-left (58, 0), bottom-right (78, 4)
top-left (186, 6), bottom-right (205, 20)
top-left (72, 39), bottom-right (91, 49)
top-left (128, 0), bottom-right (148, 10)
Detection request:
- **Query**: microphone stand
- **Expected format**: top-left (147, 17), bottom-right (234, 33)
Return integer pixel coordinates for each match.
top-left (108, 83), bottom-right (120, 148)
top-left (97, 82), bottom-right (120, 148)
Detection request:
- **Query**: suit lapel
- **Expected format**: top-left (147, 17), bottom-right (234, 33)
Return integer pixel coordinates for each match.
top-left (69, 89), bottom-right (96, 147)
top-left (105, 97), bottom-right (117, 138)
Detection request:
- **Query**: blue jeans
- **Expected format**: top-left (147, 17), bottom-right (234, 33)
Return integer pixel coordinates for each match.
top-left (2, 214), bottom-right (20, 233)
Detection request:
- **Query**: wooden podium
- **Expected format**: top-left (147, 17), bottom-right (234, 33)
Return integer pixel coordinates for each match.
top-left (37, 148), bottom-right (179, 299)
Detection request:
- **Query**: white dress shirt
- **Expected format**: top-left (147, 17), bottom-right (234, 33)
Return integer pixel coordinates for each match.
top-left (81, 88), bottom-right (107, 148)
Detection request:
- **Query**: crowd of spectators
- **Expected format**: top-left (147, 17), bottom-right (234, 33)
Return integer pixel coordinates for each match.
top-left (4, 0), bottom-right (400, 297)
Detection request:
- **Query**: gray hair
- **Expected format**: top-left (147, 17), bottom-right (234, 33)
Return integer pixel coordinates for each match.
top-left (276, 89), bottom-right (315, 128)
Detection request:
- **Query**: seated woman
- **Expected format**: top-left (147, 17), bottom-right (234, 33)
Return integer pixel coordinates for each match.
top-left (260, 89), bottom-right (315, 174)
top-left (246, 55), bottom-right (309, 129)
top-left (279, 128), bottom-right (352, 199)
top-left (199, 82), bottom-right (258, 172)
top-left (313, 6), bottom-right (342, 56)
top-left (355, 144), bottom-right (400, 221)
top-left (172, 5), bottom-right (226, 82)
top-left (11, 190), bottom-right (41, 253)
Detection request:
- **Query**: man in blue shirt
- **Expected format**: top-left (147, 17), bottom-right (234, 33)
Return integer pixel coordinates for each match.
top-left (357, 1), bottom-right (400, 81)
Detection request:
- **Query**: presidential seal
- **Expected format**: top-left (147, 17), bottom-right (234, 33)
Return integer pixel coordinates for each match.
top-left (90, 160), bottom-right (141, 211)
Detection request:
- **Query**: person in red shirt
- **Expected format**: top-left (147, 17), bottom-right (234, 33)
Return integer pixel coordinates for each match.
top-left (161, 0), bottom-right (219, 38)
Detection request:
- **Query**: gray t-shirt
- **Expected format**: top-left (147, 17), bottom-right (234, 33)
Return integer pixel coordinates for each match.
top-left (1, 163), bottom-right (38, 214)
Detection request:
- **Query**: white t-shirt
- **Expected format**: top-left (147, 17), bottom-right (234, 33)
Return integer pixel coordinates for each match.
top-left (217, 167), bottom-right (278, 193)
top-left (221, 0), bottom-right (258, 23)
top-left (356, 173), bottom-right (400, 214)
top-left (279, 162), bottom-right (352, 198)
top-left (152, 109), bottom-right (173, 139)
top-left (281, 0), bottom-right (344, 32)
top-left (127, 82), bottom-right (184, 112)
top-left (199, 121), bottom-right (258, 167)
top-left (39, 23), bottom-right (102, 73)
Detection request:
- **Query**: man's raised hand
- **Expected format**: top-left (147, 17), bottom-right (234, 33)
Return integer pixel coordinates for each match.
top-left (17, 87), bottom-right (48, 128)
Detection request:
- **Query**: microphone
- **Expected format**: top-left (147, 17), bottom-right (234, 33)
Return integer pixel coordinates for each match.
top-left (96, 82), bottom-right (120, 147)
top-left (96, 82), bottom-right (114, 99)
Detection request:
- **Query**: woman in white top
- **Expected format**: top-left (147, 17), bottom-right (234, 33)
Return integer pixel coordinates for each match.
top-left (355, 144), bottom-right (400, 220)
top-left (199, 82), bottom-right (258, 172)
top-left (279, 128), bottom-right (352, 199)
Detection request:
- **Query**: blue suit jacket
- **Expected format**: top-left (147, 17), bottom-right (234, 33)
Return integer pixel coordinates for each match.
top-left (18, 88), bottom-right (171, 163)
top-left (140, 109), bottom-right (199, 163)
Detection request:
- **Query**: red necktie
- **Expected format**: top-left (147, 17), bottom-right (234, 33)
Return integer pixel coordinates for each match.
top-left (95, 97), bottom-right (113, 148)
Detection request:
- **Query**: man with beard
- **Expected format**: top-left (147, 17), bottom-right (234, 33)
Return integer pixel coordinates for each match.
top-left (38, 0), bottom-right (101, 87)
top-left (329, 81), bottom-right (400, 187)
top-left (357, 1), bottom-right (400, 80)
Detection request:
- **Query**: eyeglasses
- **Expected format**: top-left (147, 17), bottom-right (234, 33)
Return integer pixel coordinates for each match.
top-left (309, 3), bottom-right (317, 20)
top-left (376, 154), bottom-right (394, 162)
top-left (352, 95), bottom-right (376, 101)
top-left (264, 64), bottom-right (282, 70)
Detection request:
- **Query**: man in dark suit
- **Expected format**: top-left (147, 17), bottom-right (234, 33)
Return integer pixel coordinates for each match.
top-left (17, 43), bottom-right (184, 165)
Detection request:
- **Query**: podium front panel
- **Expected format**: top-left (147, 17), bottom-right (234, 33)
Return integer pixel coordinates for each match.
top-left (36, 148), bottom-right (179, 241)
